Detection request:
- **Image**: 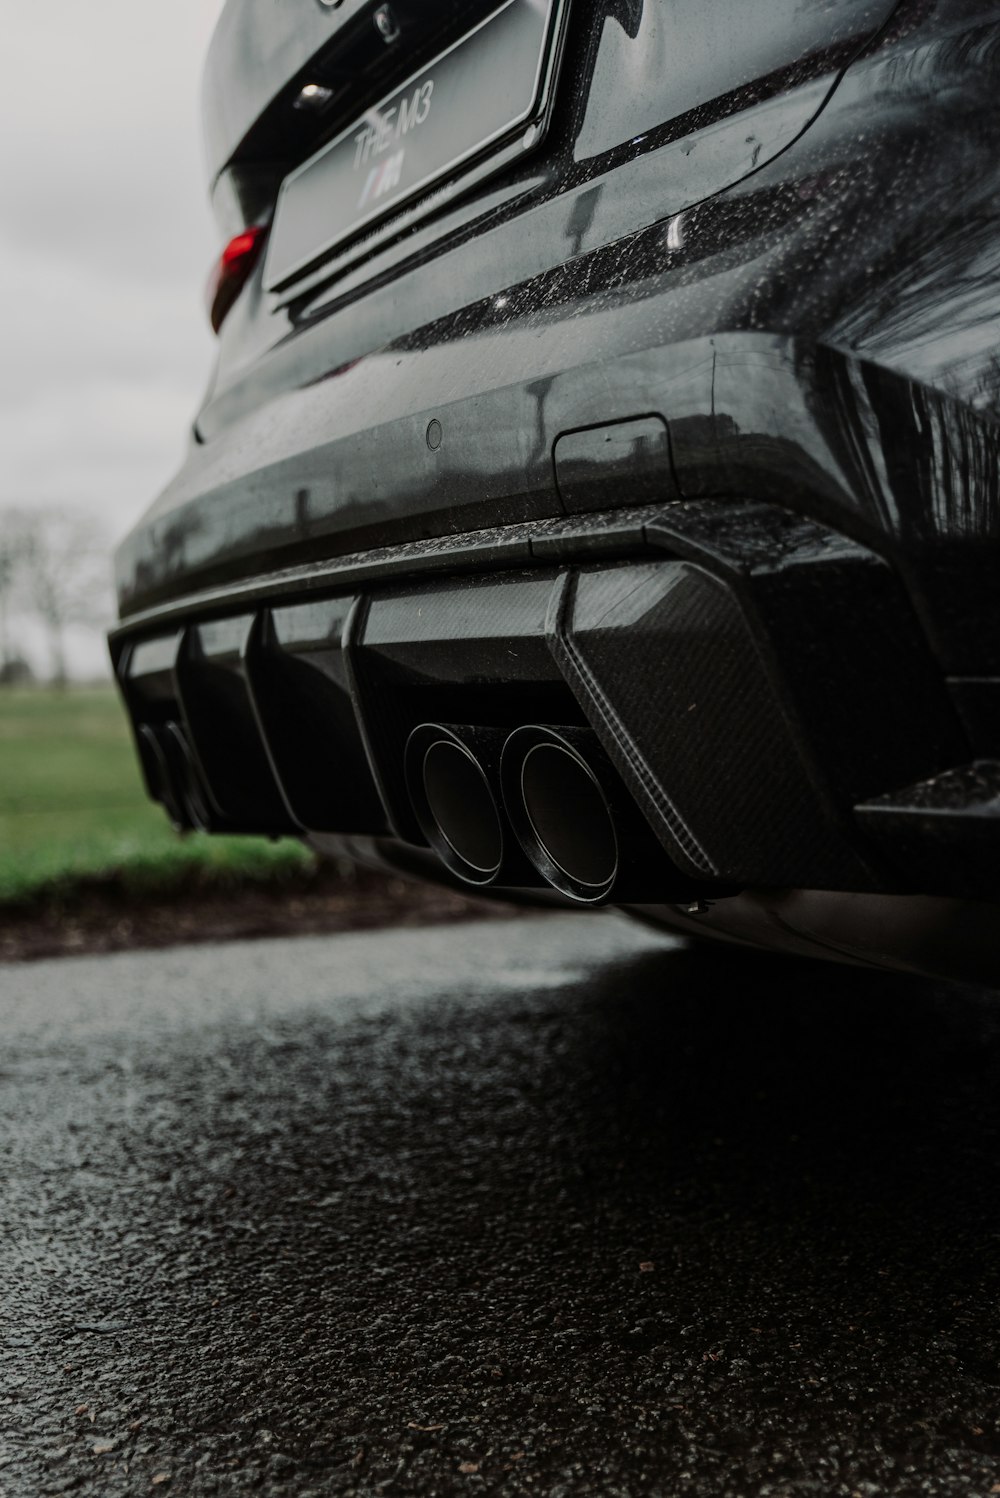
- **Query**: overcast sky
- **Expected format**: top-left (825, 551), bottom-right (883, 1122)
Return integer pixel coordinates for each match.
top-left (1, 0), bottom-right (226, 670)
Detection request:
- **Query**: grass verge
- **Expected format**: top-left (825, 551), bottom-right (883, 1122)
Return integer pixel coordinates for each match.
top-left (0, 684), bottom-right (313, 902)
top-left (0, 685), bottom-right (523, 961)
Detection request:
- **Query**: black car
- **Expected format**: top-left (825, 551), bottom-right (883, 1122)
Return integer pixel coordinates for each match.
top-left (111, 0), bottom-right (1000, 982)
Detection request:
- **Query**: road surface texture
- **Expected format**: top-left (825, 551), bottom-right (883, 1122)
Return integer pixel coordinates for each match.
top-left (4, 914), bottom-right (1000, 1496)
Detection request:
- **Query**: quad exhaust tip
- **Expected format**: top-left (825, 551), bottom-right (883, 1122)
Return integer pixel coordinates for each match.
top-left (500, 725), bottom-right (621, 904)
top-left (404, 723), bottom-right (507, 886)
top-left (137, 721), bottom-right (212, 833)
top-left (406, 719), bottom-right (700, 905)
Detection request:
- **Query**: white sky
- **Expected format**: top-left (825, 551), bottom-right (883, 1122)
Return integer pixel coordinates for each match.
top-left (1, 0), bottom-right (227, 673)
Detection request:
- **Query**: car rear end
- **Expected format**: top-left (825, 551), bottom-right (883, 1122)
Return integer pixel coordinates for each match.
top-left (111, 0), bottom-right (1000, 980)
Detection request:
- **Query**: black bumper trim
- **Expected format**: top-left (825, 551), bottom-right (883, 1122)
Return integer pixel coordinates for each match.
top-left (110, 503), bottom-right (660, 649)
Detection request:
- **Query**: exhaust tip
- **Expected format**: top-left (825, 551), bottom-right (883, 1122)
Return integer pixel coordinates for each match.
top-left (502, 727), bottom-right (619, 903)
top-left (405, 724), bottom-right (504, 885)
top-left (136, 722), bottom-right (171, 808)
top-left (162, 722), bottom-right (213, 832)
top-left (137, 721), bottom-right (212, 832)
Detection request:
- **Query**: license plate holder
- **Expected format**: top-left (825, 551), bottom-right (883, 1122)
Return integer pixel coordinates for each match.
top-left (264, 0), bottom-right (566, 292)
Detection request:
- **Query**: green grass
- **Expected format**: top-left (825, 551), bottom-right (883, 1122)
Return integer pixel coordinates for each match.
top-left (0, 686), bottom-right (313, 902)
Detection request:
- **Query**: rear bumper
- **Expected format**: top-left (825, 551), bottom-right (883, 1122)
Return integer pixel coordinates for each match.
top-left (115, 324), bottom-right (1000, 678)
top-left (112, 484), bottom-right (1000, 911)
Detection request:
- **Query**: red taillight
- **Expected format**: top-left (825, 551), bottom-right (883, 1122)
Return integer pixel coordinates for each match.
top-left (206, 225), bottom-right (268, 334)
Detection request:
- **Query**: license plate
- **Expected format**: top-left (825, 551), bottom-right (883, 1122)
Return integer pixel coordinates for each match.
top-left (264, 0), bottom-right (565, 292)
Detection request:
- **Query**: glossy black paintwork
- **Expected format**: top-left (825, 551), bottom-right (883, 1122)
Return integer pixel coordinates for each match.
top-left (553, 416), bottom-right (670, 513)
top-left (119, 0), bottom-right (1000, 687)
top-left (111, 0), bottom-right (1000, 968)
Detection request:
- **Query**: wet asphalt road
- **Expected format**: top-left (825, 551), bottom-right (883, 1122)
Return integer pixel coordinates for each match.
top-left (4, 916), bottom-right (1000, 1496)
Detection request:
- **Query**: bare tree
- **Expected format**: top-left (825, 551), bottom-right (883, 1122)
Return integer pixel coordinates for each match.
top-left (0, 510), bottom-right (29, 676)
top-left (12, 507), bottom-right (111, 686)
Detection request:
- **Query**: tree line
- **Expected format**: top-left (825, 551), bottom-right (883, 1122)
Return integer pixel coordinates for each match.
top-left (0, 507), bottom-right (111, 685)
